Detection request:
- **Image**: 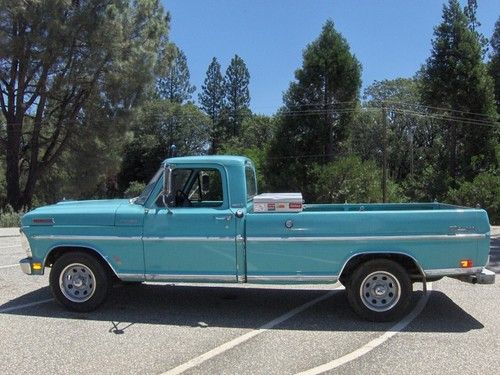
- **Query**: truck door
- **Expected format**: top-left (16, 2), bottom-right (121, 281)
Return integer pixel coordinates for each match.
top-left (142, 165), bottom-right (237, 281)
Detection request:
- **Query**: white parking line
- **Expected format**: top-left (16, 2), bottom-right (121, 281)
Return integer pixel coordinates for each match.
top-left (295, 283), bottom-right (433, 375)
top-left (0, 264), bottom-right (18, 269)
top-left (0, 298), bottom-right (54, 313)
top-left (0, 245), bottom-right (21, 249)
top-left (161, 288), bottom-right (342, 375)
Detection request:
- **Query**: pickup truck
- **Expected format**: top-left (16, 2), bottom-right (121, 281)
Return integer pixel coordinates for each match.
top-left (19, 155), bottom-right (494, 321)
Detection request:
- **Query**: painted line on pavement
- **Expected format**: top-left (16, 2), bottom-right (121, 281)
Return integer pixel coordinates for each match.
top-left (0, 298), bottom-right (54, 313)
top-left (161, 287), bottom-right (343, 375)
top-left (0, 245), bottom-right (21, 249)
top-left (295, 283), bottom-right (433, 375)
top-left (0, 264), bottom-right (18, 269)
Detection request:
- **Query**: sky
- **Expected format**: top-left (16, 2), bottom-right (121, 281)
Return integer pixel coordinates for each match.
top-left (163, 0), bottom-right (499, 115)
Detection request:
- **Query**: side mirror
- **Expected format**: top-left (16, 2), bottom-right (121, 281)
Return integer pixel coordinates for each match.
top-left (201, 174), bottom-right (210, 194)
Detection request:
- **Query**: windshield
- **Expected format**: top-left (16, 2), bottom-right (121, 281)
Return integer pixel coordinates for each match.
top-left (133, 167), bottom-right (163, 205)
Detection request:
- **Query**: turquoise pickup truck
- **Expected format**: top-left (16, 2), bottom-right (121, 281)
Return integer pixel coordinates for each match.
top-left (19, 156), bottom-right (494, 321)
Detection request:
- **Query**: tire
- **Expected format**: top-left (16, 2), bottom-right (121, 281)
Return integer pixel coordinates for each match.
top-left (49, 252), bottom-right (110, 312)
top-left (346, 259), bottom-right (412, 322)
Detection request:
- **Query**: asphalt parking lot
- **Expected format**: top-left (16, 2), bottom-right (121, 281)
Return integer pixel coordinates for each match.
top-left (0, 229), bottom-right (498, 375)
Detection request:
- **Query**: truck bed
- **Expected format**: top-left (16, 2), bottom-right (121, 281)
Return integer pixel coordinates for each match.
top-left (245, 202), bottom-right (490, 282)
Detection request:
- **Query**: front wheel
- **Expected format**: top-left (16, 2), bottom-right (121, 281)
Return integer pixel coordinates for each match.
top-left (49, 252), bottom-right (110, 312)
top-left (346, 259), bottom-right (412, 322)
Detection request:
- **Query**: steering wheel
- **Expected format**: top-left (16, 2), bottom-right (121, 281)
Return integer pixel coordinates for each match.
top-left (175, 190), bottom-right (192, 207)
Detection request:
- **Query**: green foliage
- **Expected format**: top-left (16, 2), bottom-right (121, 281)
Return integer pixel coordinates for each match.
top-left (224, 55), bottom-right (251, 137)
top-left (0, 205), bottom-right (22, 227)
top-left (419, 0), bottom-right (497, 179)
top-left (219, 115), bottom-right (277, 192)
top-left (267, 20), bottom-right (361, 197)
top-left (118, 100), bottom-right (210, 191)
top-left (0, 0), bottom-right (172, 209)
top-left (490, 17), bottom-right (500, 113)
top-left (311, 156), bottom-right (406, 204)
top-left (447, 171), bottom-right (500, 224)
top-left (124, 181), bottom-right (147, 198)
top-left (157, 46), bottom-right (196, 103)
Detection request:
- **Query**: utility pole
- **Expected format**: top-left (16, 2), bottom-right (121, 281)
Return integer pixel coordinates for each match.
top-left (381, 106), bottom-right (388, 203)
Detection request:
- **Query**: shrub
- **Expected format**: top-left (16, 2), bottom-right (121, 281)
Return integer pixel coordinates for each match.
top-left (124, 181), bottom-right (146, 198)
top-left (311, 156), bottom-right (407, 203)
top-left (0, 205), bottom-right (23, 227)
top-left (447, 172), bottom-right (500, 224)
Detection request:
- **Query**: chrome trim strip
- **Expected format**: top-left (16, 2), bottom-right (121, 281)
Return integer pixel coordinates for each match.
top-left (247, 275), bottom-right (337, 282)
top-left (143, 236), bottom-right (235, 242)
top-left (117, 273), bottom-right (145, 281)
top-left (144, 274), bottom-right (236, 282)
top-left (34, 235), bottom-right (235, 242)
top-left (424, 267), bottom-right (483, 277)
top-left (34, 235), bottom-right (141, 241)
top-left (246, 233), bottom-right (487, 242)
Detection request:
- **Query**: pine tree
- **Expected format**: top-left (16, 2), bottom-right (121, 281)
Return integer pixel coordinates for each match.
top-left (199, 57), bottom-right (226, 153)
top-left (490, 17), bottom-right (500, 113)
top-left (157, 47), bottom-right (196, 103)
top-left (420, 0), bottom-right (496, 180)
top-left (0, 0), bottom-right (170, 209)
top-left (224, 55), bottom-right (251, 137)
top-left (266, 20), bottom-right (361, 199)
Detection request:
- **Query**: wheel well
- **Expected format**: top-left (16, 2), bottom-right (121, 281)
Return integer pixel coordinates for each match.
top-left (339, 253), bottom-right (424, 285)
top-left (45, 246), bottom-right (118, 280)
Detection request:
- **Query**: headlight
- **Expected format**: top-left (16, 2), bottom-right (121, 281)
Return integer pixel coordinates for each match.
top-left (19, 230), bottom-right (32, 257)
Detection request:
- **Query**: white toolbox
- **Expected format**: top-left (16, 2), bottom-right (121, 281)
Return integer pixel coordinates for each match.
top-left (253, 193), bottom-right (304, 212)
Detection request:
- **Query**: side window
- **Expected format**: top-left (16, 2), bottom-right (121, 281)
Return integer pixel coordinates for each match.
top-left (245, 165), bottom-right (257, 201)
top-left (158, 167), bottom-right (225, 208)
top-left (172, 169), bottom-right (192, 192)
top-left (188, 169), bottom-right (223, 205)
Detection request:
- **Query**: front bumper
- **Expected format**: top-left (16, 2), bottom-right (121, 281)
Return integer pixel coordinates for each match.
top-left (453, 267), bottom-right (495, 285)
top-left (19, 258), bottom-right (44, 275)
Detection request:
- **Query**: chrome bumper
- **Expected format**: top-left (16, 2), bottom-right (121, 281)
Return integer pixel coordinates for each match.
top-left (453, 267), bottom-right (496, 285)
top-left (19, 258), bottom-right (32, 275)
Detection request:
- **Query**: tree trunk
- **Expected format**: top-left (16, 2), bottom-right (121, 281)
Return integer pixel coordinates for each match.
top-left (5, 119), bottom-right (22, 210)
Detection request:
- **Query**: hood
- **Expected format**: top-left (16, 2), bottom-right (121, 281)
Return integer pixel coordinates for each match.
top-left (22, 199), bottom-right (130, 227)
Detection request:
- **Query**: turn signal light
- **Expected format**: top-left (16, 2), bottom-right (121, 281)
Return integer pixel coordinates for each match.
top-left (32, 262), bottom-right (42, 271)
top-left (460, 259), bottom-right (473, 268)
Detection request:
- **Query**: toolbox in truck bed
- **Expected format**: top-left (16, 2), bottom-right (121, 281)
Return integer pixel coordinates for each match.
top-left (252, 193), bottom-right (304, 212)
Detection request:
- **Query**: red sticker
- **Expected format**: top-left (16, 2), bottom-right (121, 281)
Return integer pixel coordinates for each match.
top-left (289, 202), bottom-right (302, 209)
top-left (267, 203), bottom-right (275, 210)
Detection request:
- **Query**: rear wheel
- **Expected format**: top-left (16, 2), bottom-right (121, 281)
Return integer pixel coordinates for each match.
top-left (346, 259), bottom-right (412, 322)
top-left (50, 252), bottom-right (110, 312)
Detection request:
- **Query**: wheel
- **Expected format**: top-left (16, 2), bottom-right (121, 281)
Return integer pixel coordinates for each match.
top-left (346, 259), bottom-right (412, 322)
top-left (49, 252), bottom-right (110, 312)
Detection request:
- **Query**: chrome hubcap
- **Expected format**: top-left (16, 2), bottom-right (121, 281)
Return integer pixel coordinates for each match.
top-left (59, 263), bottom-right (96, 303)
top-left (360, 271), bottom-right (401, 312)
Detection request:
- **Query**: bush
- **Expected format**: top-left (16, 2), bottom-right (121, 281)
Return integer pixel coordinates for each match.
top-left (0, 205), bottom-right (23, 227)
top-left (311, 156), bottom-right (407, 203)
top-left (124, 181), bottom-right (146, 198)
top-left (447, 172), bottom-right (500, 224)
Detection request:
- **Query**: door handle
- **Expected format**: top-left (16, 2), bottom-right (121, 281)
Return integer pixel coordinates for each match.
top-left (215, 215), bottom-right (232, 221)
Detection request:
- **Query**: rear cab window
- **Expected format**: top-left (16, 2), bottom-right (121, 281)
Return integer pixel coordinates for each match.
top-left (245, 163), bottom-right (257, 202)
